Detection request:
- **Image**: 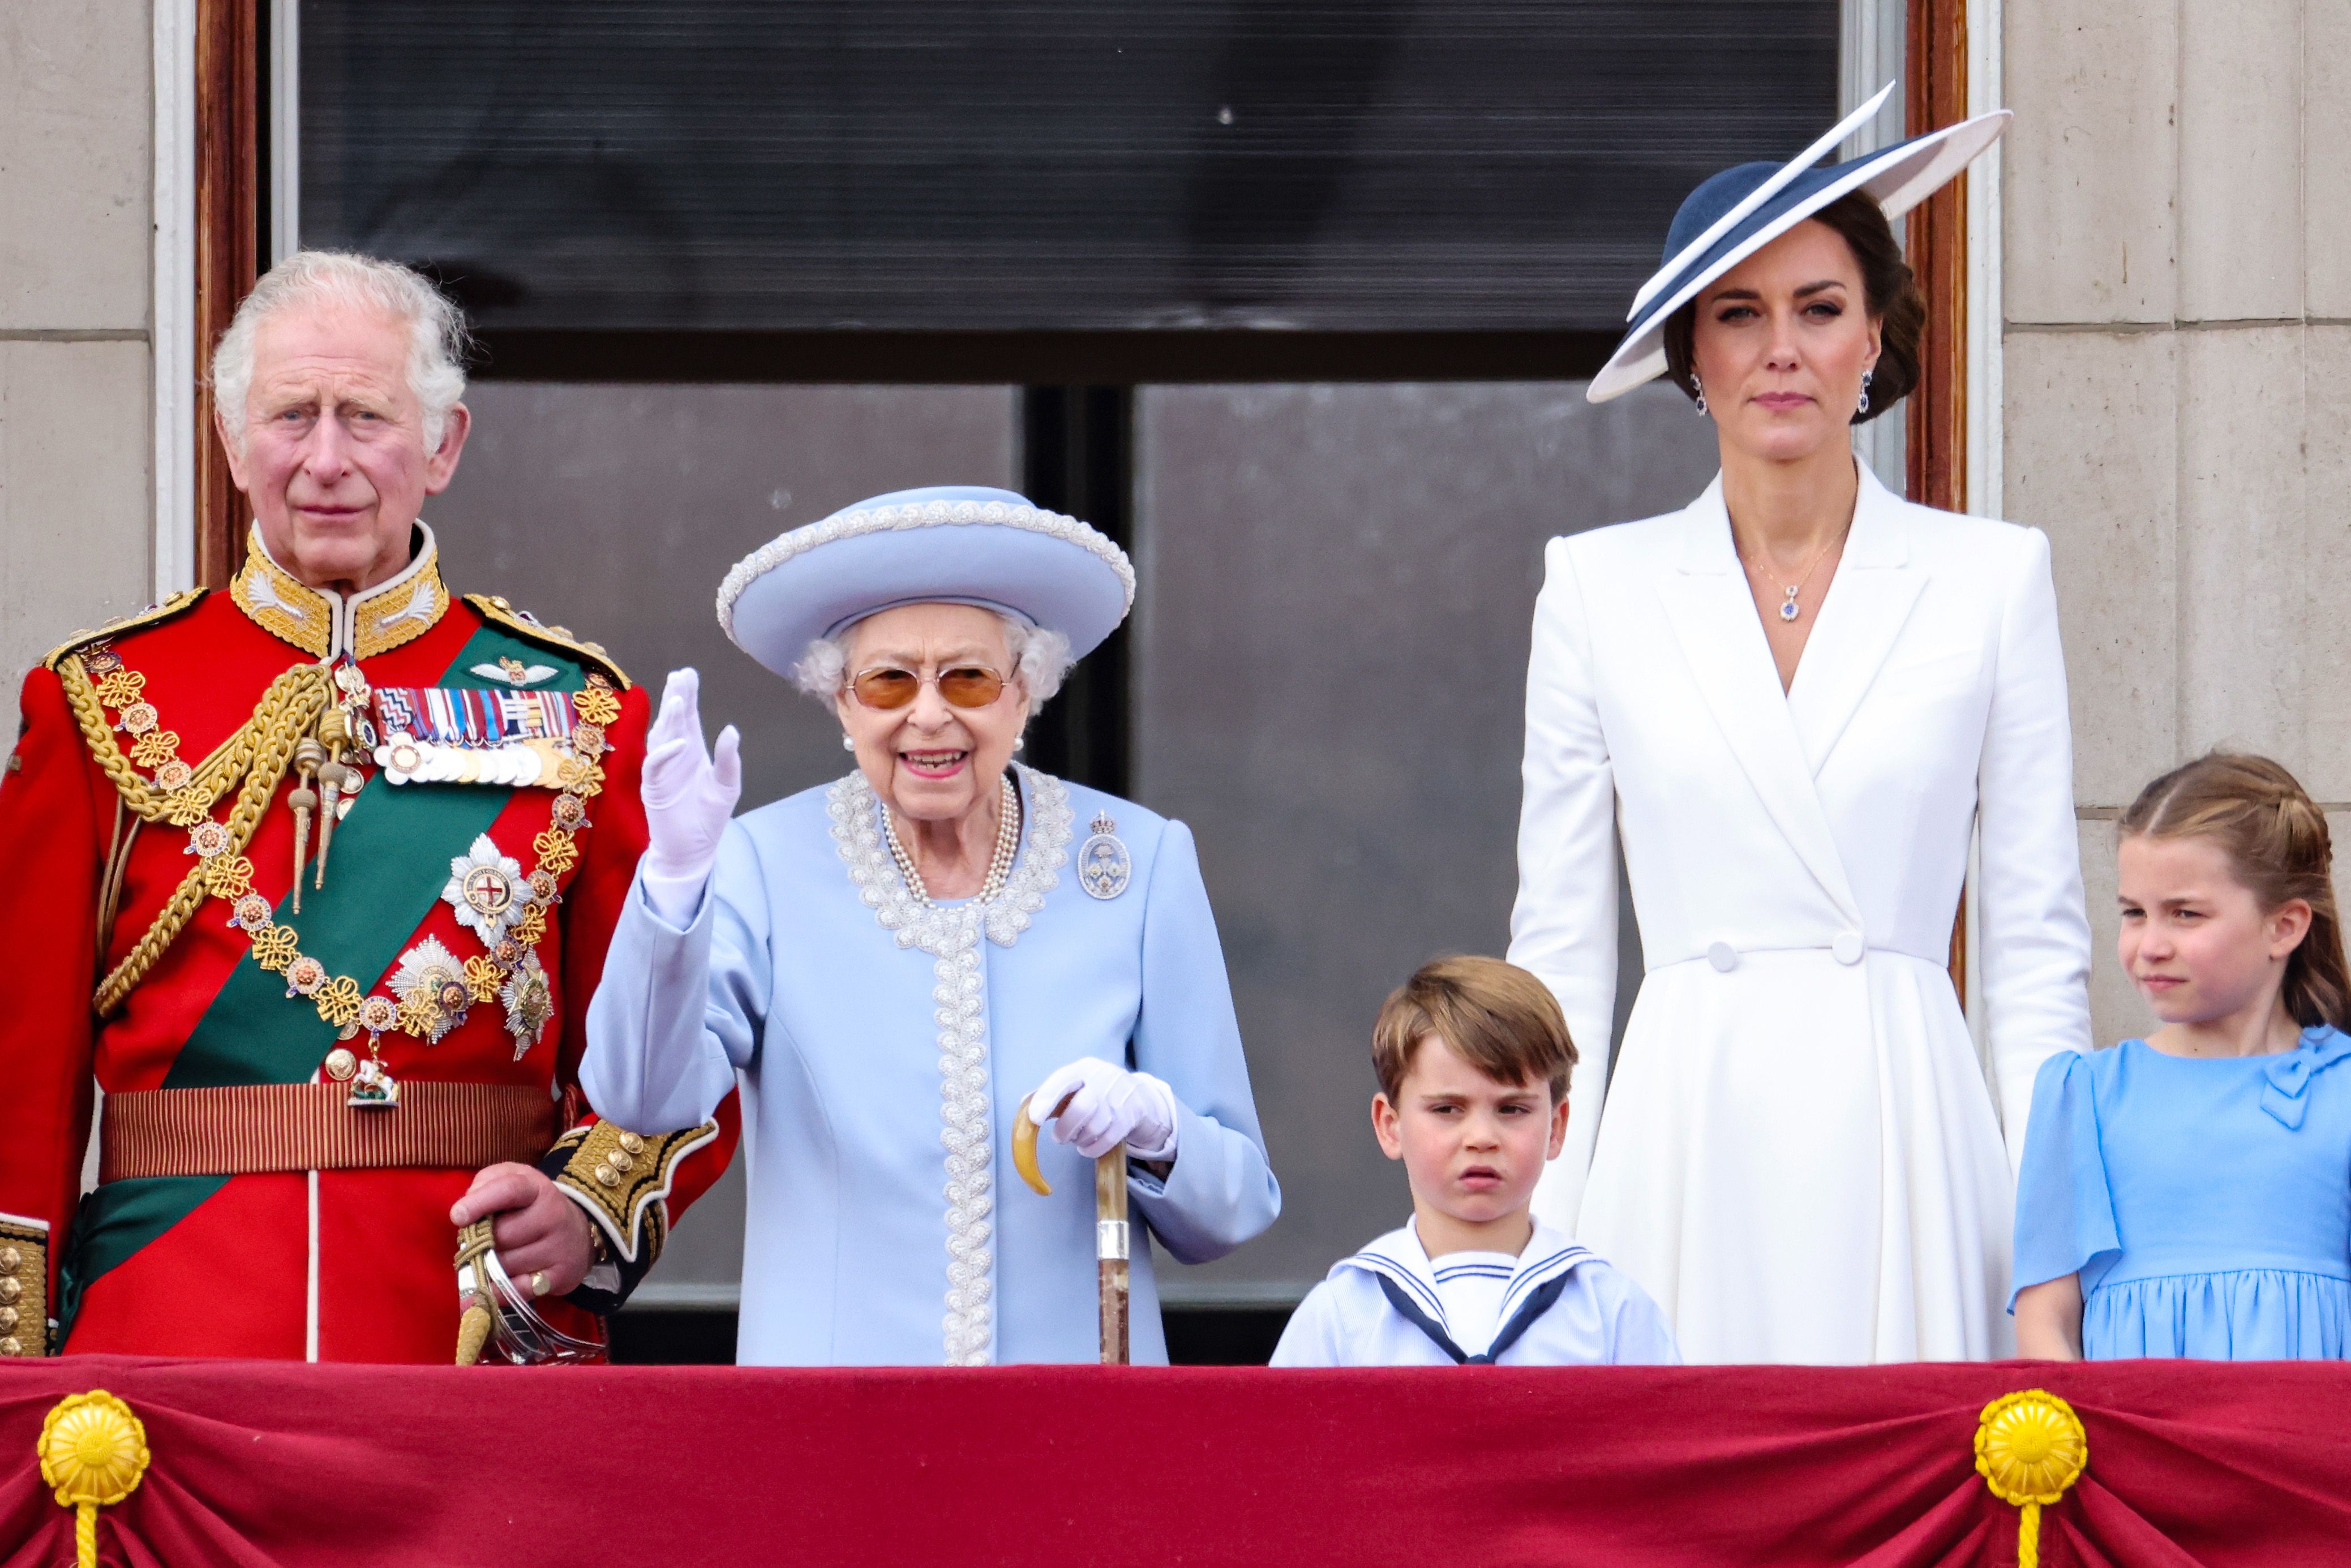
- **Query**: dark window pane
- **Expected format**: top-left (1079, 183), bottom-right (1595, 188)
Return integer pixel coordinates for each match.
top-left (301, 1), bottom-right (1837, 334)
top-left (1131, 381), bottom-right (1717, 1299)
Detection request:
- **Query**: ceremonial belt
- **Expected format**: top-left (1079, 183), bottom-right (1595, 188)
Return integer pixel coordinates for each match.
top-left (99, 1084), bottom-right (557, 1183)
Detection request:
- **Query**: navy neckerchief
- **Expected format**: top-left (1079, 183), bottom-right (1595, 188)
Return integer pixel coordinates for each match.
top-left (1376, 1270), bottom-right (1574, 1364)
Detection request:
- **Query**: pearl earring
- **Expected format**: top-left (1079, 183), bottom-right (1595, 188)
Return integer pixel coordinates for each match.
top-left (1014, 736), bottom-right (1025, 753)
top-left (1692, 375), bottom-right (1708, 416)
top-left (1857, 368), bottom-right (1874, 416)
top-left (841, 734), bottom-right (855, 751)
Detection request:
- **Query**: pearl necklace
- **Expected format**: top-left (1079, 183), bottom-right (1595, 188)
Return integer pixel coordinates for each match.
top-left (885, 774), bottom-right (1022, 908)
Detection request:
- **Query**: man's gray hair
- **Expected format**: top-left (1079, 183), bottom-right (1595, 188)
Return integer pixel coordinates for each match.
top-left (211, 250), bottom-right (470, 458)
top-left (792, 612), bottom-right (1076, 705)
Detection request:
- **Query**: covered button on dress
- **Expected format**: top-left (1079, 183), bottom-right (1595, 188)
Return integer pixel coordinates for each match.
top-left (2011, 1028), bottom-right (2351, 1360)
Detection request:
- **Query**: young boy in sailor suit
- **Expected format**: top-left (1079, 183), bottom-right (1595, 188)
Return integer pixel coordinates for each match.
top-left (1272, 957), bottom-right (1678, 1367)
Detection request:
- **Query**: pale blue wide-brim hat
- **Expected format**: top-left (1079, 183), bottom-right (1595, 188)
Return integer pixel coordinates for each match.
top-left (717, 485), bottom-right (1136, 677)
top-left (1587, 84), bottom-right (2011, 404)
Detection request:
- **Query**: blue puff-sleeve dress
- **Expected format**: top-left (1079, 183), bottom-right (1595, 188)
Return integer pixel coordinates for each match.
top-left (2010, 1026), bottom-right (2351, 1359)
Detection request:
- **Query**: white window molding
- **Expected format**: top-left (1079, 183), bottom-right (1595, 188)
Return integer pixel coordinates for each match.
top-left (271, 0), bottom-right (300, 261)
top-left (1841, 0), bottom-right (1908, 496)
top-left (1965, 0), bottom-right (2003, 523)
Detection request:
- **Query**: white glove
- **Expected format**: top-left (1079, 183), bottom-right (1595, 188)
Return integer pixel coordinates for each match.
top-left (1026, 1058), bottom-right (1179, 1162)
top-left (640, 668), bottom-right (741, 925)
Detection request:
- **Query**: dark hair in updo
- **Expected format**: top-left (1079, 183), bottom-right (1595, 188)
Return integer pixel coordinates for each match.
top-left (1661, 191), bottom-right (1925, 426)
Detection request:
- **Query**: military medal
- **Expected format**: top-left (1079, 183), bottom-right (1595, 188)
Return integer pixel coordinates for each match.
top-left (1078, 811), bottom-right (1131, 900)
top-left (390, 936), bottom-right (490, 1045)
top-left (68, 642), bottom-right (613, 1070)
top-left (346, 1055), bottom-right (400, 1108)
top-left (469, 656), bottom-right (558, 687)
top-left (446, 836), bottom-right (528, 944)
top-left (370, 685), bottom-right (580, 789)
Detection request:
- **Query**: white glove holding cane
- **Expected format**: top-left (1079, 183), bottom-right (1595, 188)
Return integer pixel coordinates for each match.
top-left (1026, 1058), bottom-right (1180, 1162)
top-left (640, 668), bottom-right (741, 925)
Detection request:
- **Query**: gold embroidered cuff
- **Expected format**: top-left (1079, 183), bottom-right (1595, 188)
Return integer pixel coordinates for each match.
top-left (0, 1215), bottom-right (51, 1357)
top-left (546, 1120), bottom-right (719, 1268)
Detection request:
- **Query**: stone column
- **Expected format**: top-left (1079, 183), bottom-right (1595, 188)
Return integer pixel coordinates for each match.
top-left (0, 3), bottom-right (158, 693)
top-left (2003, 0), bottom-right (2347, 1042)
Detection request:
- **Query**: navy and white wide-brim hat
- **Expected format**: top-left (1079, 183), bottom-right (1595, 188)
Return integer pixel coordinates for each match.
top-left (717, 485), bottom-right (1136, 677)
top-left (1587, 84), bottom-right (2011, 405)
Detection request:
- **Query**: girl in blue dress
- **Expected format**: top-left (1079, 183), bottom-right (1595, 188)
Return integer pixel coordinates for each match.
top-left (2013, 753), bottom-right (2351, 1360)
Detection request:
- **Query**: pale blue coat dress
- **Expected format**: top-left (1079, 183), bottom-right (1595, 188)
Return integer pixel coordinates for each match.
top-left (582, 765), bottom-right (1281, 1365)
top-left (2010, 1027), bottom-right (2351, 1359)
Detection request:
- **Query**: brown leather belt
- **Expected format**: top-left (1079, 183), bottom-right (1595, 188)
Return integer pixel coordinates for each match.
top-left (100, 1083), bottom-right (558, 1183)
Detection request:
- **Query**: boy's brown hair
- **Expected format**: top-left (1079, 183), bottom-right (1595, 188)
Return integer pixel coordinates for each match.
top-left (1371, 956), bottom-right (1577, 1104)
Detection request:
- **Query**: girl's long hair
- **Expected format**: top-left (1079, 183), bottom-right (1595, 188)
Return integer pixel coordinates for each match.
top-left (2121, 752), bottom-right (2351, 1032)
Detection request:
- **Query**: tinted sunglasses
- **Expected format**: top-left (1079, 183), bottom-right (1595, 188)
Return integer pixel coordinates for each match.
top-left (850, 664), bottom-right (1009, 710)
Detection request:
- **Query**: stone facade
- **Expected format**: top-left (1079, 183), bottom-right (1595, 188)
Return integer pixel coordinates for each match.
top-left (0, 1), bottom-right (155, 695)
top-left (2004, 0), bottom-right (2349, 1042)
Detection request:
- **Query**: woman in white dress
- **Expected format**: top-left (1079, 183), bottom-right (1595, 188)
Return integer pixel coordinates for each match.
top-left (1511, 89), bottom-right (2092, 1364)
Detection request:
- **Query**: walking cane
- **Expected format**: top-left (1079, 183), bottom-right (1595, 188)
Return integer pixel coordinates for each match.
top-left (1013, 1090), bottom-right (1129, 1365)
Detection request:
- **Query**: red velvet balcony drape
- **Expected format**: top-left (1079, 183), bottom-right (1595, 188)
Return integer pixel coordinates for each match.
top-left (5, 1358), bottom-right (2348, 1566)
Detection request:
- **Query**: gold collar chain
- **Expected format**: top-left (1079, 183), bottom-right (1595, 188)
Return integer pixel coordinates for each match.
top-left (71, 645), bottom-right (620, 1085)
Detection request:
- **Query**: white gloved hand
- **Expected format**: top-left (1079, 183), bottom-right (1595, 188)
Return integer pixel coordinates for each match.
top-left (1026, 1057), bottom-right (1179, 1162)
top-left (640, 668), bottom-right (741, 925)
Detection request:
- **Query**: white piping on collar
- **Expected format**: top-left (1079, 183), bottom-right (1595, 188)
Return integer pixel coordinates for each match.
top-left (1337, 1220), bottom-right (1594, 1333)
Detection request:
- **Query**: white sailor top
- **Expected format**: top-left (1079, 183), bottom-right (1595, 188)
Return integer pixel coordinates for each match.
top-left (1269, 1219), bottom-right (1681, 1368)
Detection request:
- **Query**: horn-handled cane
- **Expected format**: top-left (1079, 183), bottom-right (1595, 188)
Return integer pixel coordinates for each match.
top-left (1013, 1089), bottom-right (1129, 1365)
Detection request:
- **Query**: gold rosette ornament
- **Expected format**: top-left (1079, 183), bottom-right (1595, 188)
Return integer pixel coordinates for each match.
top-left (38, 1390), bottom-right (151, 1568)
top-left (1975, 1389), bottom-right (2087, 1568)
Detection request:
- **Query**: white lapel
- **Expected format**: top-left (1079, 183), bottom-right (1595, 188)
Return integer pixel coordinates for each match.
top-left (1784, 465), bottom-right (1927, 775)
top-left (1654, 476), bottom-right (1861, 921)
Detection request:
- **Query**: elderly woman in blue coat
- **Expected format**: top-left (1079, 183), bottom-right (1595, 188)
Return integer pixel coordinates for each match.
top-left (582, 487), bottom-right (1280, 1365)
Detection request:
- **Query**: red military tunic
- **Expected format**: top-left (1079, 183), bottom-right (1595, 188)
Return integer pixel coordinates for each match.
top-left (0, 525), bottom-right (735, 1361)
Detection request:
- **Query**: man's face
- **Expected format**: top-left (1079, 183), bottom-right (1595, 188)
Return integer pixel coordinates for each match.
top-left (220, 300), bottom-right (470, 592)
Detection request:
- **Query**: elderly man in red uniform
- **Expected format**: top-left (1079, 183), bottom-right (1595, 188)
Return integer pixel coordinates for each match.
top-left (0, 252), bottom-right (733, 1361)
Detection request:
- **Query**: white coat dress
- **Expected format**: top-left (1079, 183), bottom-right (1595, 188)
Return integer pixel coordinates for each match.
top-left (1509, 463), bottom-right (2092, 1364)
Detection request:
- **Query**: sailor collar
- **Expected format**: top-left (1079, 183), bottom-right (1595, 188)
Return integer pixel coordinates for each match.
top-left (1337, 1219), bottom-right (1595, 1339)
top-left (230, 522), bottom-right (451, 661)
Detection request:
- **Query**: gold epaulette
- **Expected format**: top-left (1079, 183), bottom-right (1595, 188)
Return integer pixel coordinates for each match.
top-left (464, 594), bottom-right (630, 690)
top-left (548, 1119), bottom-right (720, 1266)
top-left (0, 1215), bottom-right (49, 1357)
top-left (41, 588), bottom-right (210, 672)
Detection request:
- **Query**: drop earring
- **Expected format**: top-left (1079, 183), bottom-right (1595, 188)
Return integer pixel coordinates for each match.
top-left (1692, 375), bottom-right (1708, 416)
top-left (841, 734), bottom-right (855, 751)
top-left (1857, 368), bottom-right (1874, 416)
top-left (1013, 736), bottom-right (1025, 753)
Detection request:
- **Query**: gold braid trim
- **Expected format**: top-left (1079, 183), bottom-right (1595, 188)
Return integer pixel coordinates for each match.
top-left (84, 665), bottom-right (334, 1015)
top-left (0, 1215), bottom-right (49, 1356)
top-left (464, 594), bottom-right (632, 689)
top-left (550, 1119), bottom-right (721, 1266)
top-left (40, 588), bottom-right (209, 672)
top-left (57, 658), bottom-right (315, 826)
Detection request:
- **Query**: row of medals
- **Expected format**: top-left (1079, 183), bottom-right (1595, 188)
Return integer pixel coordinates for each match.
top-left (265, 662), bottom-right (604, 1106)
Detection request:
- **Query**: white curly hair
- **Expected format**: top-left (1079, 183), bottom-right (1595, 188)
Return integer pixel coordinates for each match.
top-left (210, 250), bottom-right (470, 459)
top-left (791, 611), bottom-right (1076, 706)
